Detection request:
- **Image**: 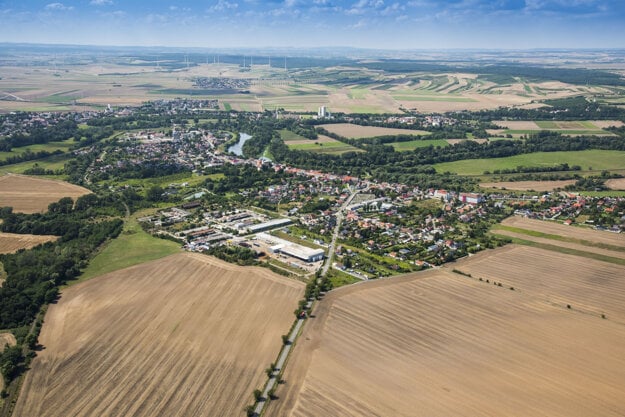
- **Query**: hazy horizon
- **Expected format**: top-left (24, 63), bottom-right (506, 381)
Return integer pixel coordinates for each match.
top-left (0, 0), bottom-right (624, 50)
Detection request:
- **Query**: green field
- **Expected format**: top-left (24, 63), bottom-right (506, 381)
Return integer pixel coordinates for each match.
top-left (0, 139), bottom-right (75, 162)
top-left (390, 139), bottom-right (450, 151)
top-left (504, 129), bottom-right (611, 136)
top-left (0, 153), bottom-right (71, 176)
top-left (108, 172), bottom-right (223, 189)
top-left (434, 150), bottom-right (625, 175)
top-left (278, 129), bottom-right (309, 142)
top-left (76, 211), bottom-right (181, 283)
top-left (287, 140), bottom-right (361, 154)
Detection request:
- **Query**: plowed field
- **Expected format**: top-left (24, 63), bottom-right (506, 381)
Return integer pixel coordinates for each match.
top-left (13, 253), bottom-right (304, 417)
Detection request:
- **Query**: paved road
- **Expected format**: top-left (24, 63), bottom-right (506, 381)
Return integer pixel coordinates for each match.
top-left (253, 300), bottom-right (312, 416)
top-left (320, 190), bottom-right (358, 277)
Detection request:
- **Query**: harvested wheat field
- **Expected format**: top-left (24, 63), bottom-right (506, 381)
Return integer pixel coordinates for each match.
top-left (13, 253), bottom-right (304, 417)
top-left (501, 216), bottom-right (625, 247)
top-left (493, 229), bottom-right (625, 261)
top-left (0, 174), bottom-right (90, 213)
top-left (318, 123), bottom-right (430, 139)
top-left (606, 178), bottom-right (625, 190)
top-left (0, 232), bottom-right (57, 254)
top-left (480, 180), bottom-right (576, 191)
top-left (455, 245), bottom-right (625, 322)
top-left (269, 266), bottom-right (625, 417)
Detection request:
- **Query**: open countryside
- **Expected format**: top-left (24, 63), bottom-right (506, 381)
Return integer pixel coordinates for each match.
top-left (268, 264), bottom-right (625, 417)
top-left (318, 123), bottom-right (431, 139)
top-left (0, 232), bottom-right (57, 254)
top-left (0, 174), bottom-right (90, 213)
top-left (434, 150), bottom-right (625, 176)
top-left (1, 11), bottom-right (625, 417)
top-left (12, 253), bottom-right (304, 417)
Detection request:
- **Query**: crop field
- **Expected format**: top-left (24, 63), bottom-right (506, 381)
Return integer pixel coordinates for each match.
top-left (279, 129), bottom-right (309, 142)
top-left (499, 216), bottom-right (625, 248)
top-left (318, 123), bottom-right (430, 139)
top-left (488, 120), bottom-right (621, 137)
top-left (13, 253), bottom-right (304, 417)
top-left (390, 139), bottom-right (449, 151)
top-left (479, 180), bottom-right (576, 191)
top-left (269, 259), bottom-right (625, 417)
top-left (0, 174), bottom-right (91, 213)
top-left (433, 150), bottom-right (625, 176)
top-left (0, 232), bottom-right (57, 254)
top-left (1, 63), bottom-right (615, 114)
top-left (286, 135), bottom-right (361, 154)
top-left (606, 178), bottom-right (625, 190)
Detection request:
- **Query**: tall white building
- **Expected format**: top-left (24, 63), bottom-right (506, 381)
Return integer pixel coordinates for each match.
top-left (318, 106), bottom-right (327, 118)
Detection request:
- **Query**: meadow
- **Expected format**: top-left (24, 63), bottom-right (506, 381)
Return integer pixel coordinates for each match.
top-left (434, 150), bottom-right (625, 175)
top-left (390, 139), bottom-right (450, 151)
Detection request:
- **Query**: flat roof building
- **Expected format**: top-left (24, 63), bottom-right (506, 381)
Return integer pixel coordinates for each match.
top-left (257, 232), bottom-right (325, 262)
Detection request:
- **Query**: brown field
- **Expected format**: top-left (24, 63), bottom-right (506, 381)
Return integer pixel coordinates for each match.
top-left (0, 333), bottom-right (17, 391)
top-left (446, 138), bottom-right (488, 145)
top-left (0, 63), bottom-right (612, 114)
top-left (13, 253), bottom-right (304, 417)
top-left (269, 257), bottom-right (625, 417)
top-left (285, 135), bottom-right (337, 145)
top-left (318, 123), bottom-right (430, 139)
top-left (0, 232), bottom-right (57, 254)
top-left (606, 178), bottom-right (625, 190)
top-left (0, 174), bottom-right (90, 213)
top-left (501, 216), bottom-right (625, 247)
top-left (456, 245), bottom-right (625, 321)
top-left (593, 120), bottom-right (625, 128)
top-left (480, 180), bottom-right (576, 191)
top-left (492, 229), bottom-right (625, 260)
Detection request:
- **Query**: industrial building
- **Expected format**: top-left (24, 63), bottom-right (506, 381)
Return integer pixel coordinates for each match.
top-left (256, 233), bottom-right (325, 262)
top-left (246, 218), bottom-right (293, 234)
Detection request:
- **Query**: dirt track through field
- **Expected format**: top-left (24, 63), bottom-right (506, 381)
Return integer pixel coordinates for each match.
top-left (13, 253), bottom-right (304, 417)
top-left (269, 265), bottom-right (625, 417)
top-left (0, 174), bottom-right (90, 213)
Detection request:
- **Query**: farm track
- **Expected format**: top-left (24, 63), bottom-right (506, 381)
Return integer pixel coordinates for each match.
top-left (13, 253), bottom-right (304, 417)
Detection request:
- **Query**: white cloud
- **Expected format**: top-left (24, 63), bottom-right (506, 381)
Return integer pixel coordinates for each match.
top-left (44, 3), bottom-right (74, 11)
top-left (90, 0), bottom-right (113, 5)
top-left (210, 0), bottom-right (239, 11)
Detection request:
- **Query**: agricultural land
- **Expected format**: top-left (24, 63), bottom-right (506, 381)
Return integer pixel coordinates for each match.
top-left (0, 232), bottom-right (57, 255)
top-left (318, 123), bottom-right (431, 139)
top-left (0, 174), bottom-right (90, 213)
top-left (13, 253), bottom-right (304, 417)
top-left (268, 245), bottom-right (625, 417)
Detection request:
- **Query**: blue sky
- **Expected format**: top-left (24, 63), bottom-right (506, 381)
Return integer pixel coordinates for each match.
top-left (0, 0), bottom-right (623, 49)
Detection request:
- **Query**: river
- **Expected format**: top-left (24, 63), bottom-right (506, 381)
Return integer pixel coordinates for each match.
top-left (227, 133), bottom-right (252, 156)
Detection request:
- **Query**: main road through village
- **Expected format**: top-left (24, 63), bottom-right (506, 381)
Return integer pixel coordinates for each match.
top-left (254, 189), bottom-right (357, 416)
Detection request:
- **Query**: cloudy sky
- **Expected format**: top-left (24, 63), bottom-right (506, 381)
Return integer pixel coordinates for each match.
top-left (0, 0), bottom-right (623, 49)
